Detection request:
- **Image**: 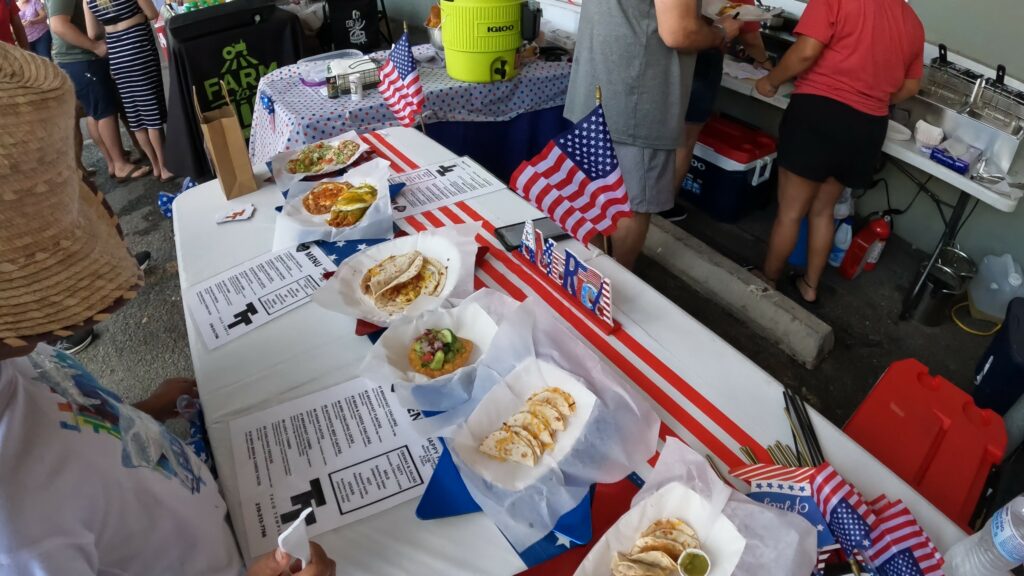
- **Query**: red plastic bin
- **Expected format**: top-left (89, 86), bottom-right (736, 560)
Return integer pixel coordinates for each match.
top-left (844, 359), bottom-right (1006, 530)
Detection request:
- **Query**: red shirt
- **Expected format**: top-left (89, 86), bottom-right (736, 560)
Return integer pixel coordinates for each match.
top-left (0, 0), bottom-right (19, 45)
top-left (793, 0), bottom-right (925, 116)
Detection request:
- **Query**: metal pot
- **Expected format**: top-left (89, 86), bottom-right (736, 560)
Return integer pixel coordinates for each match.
top-left (427, 25), bottom-right (444, 53)
top-left (938, 245), bottom-right (977, 279)
top-left (911, 262), bottom-right (966, 327)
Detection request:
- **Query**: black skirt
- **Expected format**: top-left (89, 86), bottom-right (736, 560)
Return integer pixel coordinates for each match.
top-left (777, 93), bottom-right (888, 189)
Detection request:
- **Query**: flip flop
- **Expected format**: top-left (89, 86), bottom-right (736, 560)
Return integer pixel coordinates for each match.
top-left (114, 164), bottom-right (152, 184)
top-left (159, 173), bottom-right (178, 184)
top-left (788, 273), bottom-right (818, 305)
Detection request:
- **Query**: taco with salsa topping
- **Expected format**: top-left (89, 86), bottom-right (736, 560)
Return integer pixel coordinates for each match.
top-left (408, 328), bottom-right (474, 378)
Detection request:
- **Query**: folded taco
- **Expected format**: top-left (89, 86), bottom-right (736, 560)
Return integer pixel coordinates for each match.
top-left (368, 253), bottom-right (447, 314)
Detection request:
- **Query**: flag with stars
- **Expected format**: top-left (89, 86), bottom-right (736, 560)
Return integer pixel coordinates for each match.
top-left (510, 103), bottom-right (632, 245)
top-left (378, 32), bottom-right (423, 127)
top-left (312, 238), bottom-right (387, 266)
top-left (812, 464), bottom-right (876, 559)
top-left (865, 498), bottom-right (944, 576)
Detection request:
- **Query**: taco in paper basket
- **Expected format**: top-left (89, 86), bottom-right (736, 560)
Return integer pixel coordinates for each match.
top-left (408, 328), bottom-right (475, 378)
top-left (301, 182), bottom-right (378, 228)
top-left (478, 386), bottom-right (577, 467)
top-left (611, 518), bottom-right (704, 576)
top-left (360, 251), bottom-right (447, 314)
top-left (286, 139), bottom-right (362, 174)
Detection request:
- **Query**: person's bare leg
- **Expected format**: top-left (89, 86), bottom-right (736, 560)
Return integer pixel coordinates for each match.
top-left (133, 129), bottom-right (159, 177)
top-left (75, 104), bottom-right (88, 174)
top-left (148, 127), bottom-right (173, 180)
top-left (674, 122), bottom-right (705, 189)
top-left (609, 212), bottom-right (652, 270)
top-left (97, 116), bottom-right (139, 178)
top-left (85, 117), bottom-right (114, 174)
top-left (121, 113), bottom-right (143, 159)
top-left (802, 177), bottom-right (846, 302)
top-left (763, 168), bottom-right (820, 284)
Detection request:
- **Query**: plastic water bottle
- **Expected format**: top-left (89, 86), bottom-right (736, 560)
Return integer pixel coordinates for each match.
top-left (828, 218), bottom-right (853, 268)
top-left (944, 495), bottom-right (1024, 575)
top-left (833, 187), bottom-right (854, 219)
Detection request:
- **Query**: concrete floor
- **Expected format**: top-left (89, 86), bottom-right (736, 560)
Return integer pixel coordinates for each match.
top-left (75, 141), bottom-right (195, 414)
top-left (641, 200), bottom-right (994, 426)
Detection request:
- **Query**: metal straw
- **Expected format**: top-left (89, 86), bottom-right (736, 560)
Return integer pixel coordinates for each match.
top-left (739, 446), bottom-right (759, 465)
top-left (705, 454), bottom-right (729, 484)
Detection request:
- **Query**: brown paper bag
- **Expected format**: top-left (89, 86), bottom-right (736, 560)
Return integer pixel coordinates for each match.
top-left (191, 81), bottom-right (258, 199)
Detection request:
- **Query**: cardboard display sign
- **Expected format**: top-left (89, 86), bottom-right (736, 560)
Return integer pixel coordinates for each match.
top-left (518, 219), bottom-right (615, 333)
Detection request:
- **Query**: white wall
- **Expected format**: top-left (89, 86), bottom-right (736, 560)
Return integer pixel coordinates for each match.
top-left (909, 0), bottom-right (1024, 73)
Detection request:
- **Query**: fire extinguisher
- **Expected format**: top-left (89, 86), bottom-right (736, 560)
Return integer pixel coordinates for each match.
top-left (838, 214), bottom-right (892, 280)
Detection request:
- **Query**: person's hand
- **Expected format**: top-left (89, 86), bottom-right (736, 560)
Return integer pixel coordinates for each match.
top-left (133, 377), bottom-right (198, 422)
top-left (755, 75), bottom-right (778, 98)
top-left (91, 39), bottom-right (107, 58)
top-left (755, 58), bottom-right (774, 71)
top-left (246, 544), bottom-right (337, 576)
top-left (716, 16), bottom-right (743, 44)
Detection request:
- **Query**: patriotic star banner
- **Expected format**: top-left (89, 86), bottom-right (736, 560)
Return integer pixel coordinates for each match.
top-left (378, 32), bottom-right (424, 127)
top-left (731, 463), bottom-right (943, 575)
top-left (510, 104), bottom-right (632, 246)
top-left (731, 464), bottom-right (838, 572)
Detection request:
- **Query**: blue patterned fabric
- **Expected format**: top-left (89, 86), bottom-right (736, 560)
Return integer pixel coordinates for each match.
top-left (249, 45), bottom-right (571, 166)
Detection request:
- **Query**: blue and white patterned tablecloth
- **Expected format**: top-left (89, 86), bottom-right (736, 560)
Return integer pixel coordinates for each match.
top-left (249, 45), bottom-right (572, 164)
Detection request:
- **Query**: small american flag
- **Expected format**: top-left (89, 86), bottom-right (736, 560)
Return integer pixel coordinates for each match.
top-left (811, 464), bottom-right (876, 558)
top-left (866, 498), bottom-right (944, 576)
top-left (510, 104), bottom-right (632, 245)
top-left (378, 32), bottom-right (423, 127)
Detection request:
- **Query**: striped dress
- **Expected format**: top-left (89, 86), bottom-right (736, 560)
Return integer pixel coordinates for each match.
top-left (87, 0), bottom-right (165, 130)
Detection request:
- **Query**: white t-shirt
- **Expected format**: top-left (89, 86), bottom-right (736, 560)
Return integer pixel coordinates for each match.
top-left (0, 345), bottom-right (244, 576)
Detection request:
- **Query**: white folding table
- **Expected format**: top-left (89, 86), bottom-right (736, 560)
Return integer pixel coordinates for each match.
top-left (173, 128), bottom-right (965, 575)
top-left (720, 66), bottom-right (1021, 318)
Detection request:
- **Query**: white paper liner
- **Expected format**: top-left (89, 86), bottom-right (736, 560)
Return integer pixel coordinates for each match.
top-left (368, 290), bottom-right (519, 411)
top-left (589, 438), bottom-right (818, 576)
top-left (270, 131), bottom-right (371, 193)
top-left (272, 158), bottom-right (394, 250)
top-left (575, 482), bottom-right (745, 576)
top-left (311, 224), bottom-right (481, 326)
top-left (452, 358), bottom-right (597, 490)
top-left (415, 298), bottom-right (660, 551)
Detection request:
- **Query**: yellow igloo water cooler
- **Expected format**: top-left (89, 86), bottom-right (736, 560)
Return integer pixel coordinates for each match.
top-left (440, 0), bottom-right (521, 83)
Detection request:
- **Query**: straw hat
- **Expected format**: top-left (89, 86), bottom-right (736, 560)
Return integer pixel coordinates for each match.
top-left (0, 44), bottom-right (143, 352)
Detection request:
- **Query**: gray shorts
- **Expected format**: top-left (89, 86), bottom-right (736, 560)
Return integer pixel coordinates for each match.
top-left (613, 141), bottom-right (676, 213)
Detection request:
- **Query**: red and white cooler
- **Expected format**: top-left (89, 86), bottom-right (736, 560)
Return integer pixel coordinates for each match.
top-left (680, 115), bottom-right (777, 222)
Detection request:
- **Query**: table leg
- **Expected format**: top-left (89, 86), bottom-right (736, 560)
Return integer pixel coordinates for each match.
top-left (899, 190), bottom-right (971, 320)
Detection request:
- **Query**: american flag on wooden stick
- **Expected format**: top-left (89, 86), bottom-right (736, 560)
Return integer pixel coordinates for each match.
top-left (812, 464), bottom-right (877, 560)
top-left (865, 497), bottom-right (945, 576)
top-left (510, 103), bottom-right (632, 245)
top-left (378, 32), bottom-right (423, 127)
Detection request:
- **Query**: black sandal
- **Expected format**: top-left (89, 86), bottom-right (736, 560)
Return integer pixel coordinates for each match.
top-left (789, 273), bottom-right (818, 305)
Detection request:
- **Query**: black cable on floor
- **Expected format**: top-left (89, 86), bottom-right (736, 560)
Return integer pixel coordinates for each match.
top-left (862, 176), bottom-right (932, 234)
